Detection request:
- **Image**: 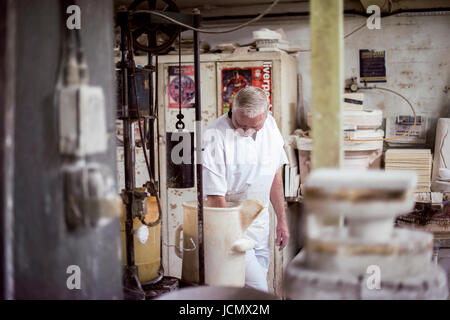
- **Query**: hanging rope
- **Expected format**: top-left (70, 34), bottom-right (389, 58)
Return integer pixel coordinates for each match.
top-left (175, 29), bottom-right (185, 130)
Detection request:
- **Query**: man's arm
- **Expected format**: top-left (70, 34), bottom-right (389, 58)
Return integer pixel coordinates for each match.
top-left (223, 78), bottom-right (232, 91)
top-left (202, 127), bottom-right (227, 208)
top-left (207, 195), bottom-right (227, 208)
top-left (270, 170), bottom-right (290, 251)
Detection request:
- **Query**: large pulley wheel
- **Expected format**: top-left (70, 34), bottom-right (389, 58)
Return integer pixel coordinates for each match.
top-left (129, 0), bottom-right (180, 53)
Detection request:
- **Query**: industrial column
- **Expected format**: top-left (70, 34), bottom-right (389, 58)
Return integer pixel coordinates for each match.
top-left (193, 9), bottom-right (205, 285)
top-left (310, 0), bottom-right (344, 169)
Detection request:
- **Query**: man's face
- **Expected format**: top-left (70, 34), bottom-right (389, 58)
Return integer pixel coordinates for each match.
top-left (231, 109), bottom-right (267, 137)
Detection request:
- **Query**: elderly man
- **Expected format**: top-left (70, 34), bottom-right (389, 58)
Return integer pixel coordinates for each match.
top-left (202, 86), bottom-right (290, 291)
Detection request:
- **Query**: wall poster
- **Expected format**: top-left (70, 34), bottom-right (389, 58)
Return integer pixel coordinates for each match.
top-left (168, 65), bottom-right (195, 108)
top-left (221, 62), bottom-right (272, 114)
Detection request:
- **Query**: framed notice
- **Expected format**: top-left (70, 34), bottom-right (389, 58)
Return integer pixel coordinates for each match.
top-left (386, 115), bottom-right (428, 144)
top-left (359, 50), bottom-right (387, 83)
top-left (220, 62), bottom-right (272, 114)
top-left (168, 65), bottom-right (195, 108)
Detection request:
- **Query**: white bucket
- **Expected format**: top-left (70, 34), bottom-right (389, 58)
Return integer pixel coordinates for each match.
top-left (175, 200), bottom-right (264, 287)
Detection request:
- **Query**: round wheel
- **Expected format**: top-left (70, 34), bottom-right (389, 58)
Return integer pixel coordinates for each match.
top-left (129, 0), bottom-right (180, 53)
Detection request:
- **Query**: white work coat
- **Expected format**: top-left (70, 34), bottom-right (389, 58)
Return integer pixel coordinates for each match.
top-left (202, 113), bottom-right (288, 251)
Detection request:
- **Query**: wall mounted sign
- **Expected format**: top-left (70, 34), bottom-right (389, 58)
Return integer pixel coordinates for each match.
top-left (359, 50), bottom-right (387, 83)
top-left (386, 115), bottom-right (428, 145)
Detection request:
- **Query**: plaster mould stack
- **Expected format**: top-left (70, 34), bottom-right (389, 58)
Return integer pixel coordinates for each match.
top-left (385, 149), bottom-right (432, 193)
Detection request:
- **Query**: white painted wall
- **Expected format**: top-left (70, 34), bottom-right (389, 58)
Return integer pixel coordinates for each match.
top-left (195, 14), bottom-right (450, 146)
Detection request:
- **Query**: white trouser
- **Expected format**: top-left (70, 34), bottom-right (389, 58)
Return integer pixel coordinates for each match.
top-left (245, 247), bottom-right (269, 292)
top-left (244, 212), bottom-right (270, 292)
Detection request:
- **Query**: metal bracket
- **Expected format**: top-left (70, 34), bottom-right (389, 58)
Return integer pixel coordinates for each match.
top-left (64, 163), bottom-right (121, 231)
top-left (120, 188), bottom-right (149, 220)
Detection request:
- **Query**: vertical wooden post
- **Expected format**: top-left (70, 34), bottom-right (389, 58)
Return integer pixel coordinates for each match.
top-left (310, 0), bottom-right (343, 169)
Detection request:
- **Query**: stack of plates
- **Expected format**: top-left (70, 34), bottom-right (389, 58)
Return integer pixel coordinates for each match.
top-left (342, 109), bottom-right (383, 130)
top-left (307, 92), bottom-right (383, 131)
top-left (343, 93), bottom-right (364, 110)
top-left (253, 28), bottom-right (290, 52)
top-left (306, 109), bottom-right (383, 130)
top-left (385, 149), bottom-right (432, 193)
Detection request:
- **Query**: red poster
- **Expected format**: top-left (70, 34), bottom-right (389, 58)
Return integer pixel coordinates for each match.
top-left (221, 62), bottom-right (272, 114)
top-left (168, 65), bottom-right (195, 108)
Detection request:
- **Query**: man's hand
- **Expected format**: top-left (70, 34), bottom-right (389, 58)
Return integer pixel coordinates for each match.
top-left (271, 170), bottom-right (290, 251)
top-left (275, 218), bottom-right (290, 251)
top-left (207, 195), bottom-right (227, 208)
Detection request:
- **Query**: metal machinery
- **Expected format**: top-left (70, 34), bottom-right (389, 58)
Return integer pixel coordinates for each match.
top-left (115, 0), bottom-right (204, 299)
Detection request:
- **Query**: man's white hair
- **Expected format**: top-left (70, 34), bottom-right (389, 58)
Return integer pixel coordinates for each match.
top-left (233, 86), bottom-right (269, 118)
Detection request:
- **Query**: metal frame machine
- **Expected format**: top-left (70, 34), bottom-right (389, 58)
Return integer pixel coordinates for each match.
top-left (115, 0), bottom-right (204, 299)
